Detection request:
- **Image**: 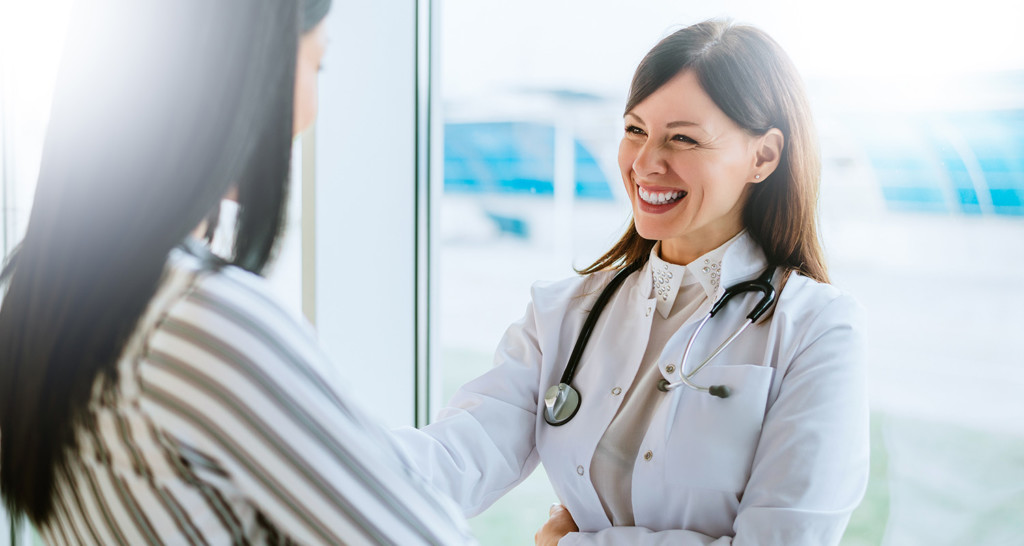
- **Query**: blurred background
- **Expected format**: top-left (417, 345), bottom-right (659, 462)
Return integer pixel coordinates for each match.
top-left (3, 0), bottom-right (1023, 545)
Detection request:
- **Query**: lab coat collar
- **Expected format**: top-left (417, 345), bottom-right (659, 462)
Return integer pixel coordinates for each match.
top-left (717, 231), bottom-right (770, 294)
top-left (644, 232), bottom-right (751, 318)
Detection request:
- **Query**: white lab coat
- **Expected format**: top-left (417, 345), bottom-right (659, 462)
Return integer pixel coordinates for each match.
top-left (394, 233), bottom-right (869, 545)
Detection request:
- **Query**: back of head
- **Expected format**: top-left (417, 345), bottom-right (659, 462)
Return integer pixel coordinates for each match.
top-left (0, 0), bottom-right (300, 525)
top-left (586, 20), bottom-right (826, 283)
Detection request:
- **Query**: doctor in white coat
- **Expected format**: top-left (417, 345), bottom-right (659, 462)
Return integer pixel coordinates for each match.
top-left (395, 20), bottom-right (869, 545)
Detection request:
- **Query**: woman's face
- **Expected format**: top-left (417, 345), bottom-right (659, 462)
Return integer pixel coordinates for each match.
top-left (293, 21), bottom-right (328, 136)
top-left (618, 70), bottom-right (780, 265)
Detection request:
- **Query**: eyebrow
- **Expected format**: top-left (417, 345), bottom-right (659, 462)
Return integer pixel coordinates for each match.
top-left (625, 113), bottom-right (704, 130)
top-left (667, 120), bottom-right (701, 128)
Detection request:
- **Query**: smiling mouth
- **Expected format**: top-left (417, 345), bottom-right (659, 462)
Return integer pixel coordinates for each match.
top-left (638, 185), bottom-right (686, 206)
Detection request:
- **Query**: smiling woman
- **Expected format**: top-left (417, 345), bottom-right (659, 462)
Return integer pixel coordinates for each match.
top-left (397, 19), bottom-right (867, 546)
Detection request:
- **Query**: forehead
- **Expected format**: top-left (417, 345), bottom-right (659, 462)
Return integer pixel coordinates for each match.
top-left (628, 70), bottom-right (737, 133)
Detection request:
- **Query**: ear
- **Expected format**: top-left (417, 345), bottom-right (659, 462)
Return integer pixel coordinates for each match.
top-left (750, 128), bottom-right (784, 183)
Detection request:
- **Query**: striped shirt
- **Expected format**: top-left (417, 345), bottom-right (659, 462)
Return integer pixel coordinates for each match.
top-left (40, 245), bottom-right (476, 545)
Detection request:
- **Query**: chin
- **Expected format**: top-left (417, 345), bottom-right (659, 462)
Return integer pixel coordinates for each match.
top-left (632, 221), bottom-right (667, 242)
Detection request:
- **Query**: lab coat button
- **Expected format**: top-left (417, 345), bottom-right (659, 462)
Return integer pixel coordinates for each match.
top-left (576, 465), bottom-right (585, 476)
top-left (664, 364), bottom-right (675, 374)
top-left (611, 387), bottom-right (622, 396)
top-left (643, 450), bottom-right (653, 461)
top-left (645, 306), bottom-right (651, 317)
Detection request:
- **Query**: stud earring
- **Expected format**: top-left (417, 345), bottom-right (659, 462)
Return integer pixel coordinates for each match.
top-left (754, 174), bottom-right (761, 180)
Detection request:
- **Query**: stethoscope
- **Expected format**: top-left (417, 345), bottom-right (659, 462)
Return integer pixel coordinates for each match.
top-left (543, 260), bottom-right (777, 426)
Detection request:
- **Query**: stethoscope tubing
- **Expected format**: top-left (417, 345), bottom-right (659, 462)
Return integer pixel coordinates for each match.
top-left (544, 260), bottom-right (778, 426)
top-left (544, 262), bottom-right (641, 426)
top-left (658, 266), bottom-right (776, 396)
top-left (660, 317), bottom-right (754, 392)
top-left (557, 261), bottom-right (643, 386)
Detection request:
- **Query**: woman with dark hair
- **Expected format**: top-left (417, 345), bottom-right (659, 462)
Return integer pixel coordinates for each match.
top-left (394, 20), bottom-right (868, 545)
top-left (0, 1), bottom-right (474, 544)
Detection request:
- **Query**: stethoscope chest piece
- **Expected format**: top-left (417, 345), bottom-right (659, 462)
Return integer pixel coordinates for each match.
top-left (544, 383), bottom-right (581, 426)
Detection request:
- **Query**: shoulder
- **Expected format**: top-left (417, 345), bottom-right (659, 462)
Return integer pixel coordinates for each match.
top-left (198, 262), bottom-right (308, 328)
top-left (135, 251), bottom-right (355, 450)
top-left (774, 272), bottom-right (865, 341)
top-left (527, 269), bottom-right (621, 315)
top-left (141, 250), bottom-right (331, 391)
top-left (177, 254), bottom-right (315, 346)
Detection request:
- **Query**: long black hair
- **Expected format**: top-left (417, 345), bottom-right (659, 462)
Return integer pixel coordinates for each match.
top-left (0, 0), bottom-right (309, 525)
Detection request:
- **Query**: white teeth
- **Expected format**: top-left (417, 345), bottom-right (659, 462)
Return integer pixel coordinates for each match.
top-left (638, 186), bottom-right (685, 205)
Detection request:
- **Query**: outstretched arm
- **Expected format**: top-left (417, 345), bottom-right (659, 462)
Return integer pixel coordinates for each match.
top-left (141, 274), bottom-right (477, 545)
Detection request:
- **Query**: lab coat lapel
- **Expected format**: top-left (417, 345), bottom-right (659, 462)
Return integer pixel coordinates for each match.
top-left (536, 265), bottom-right (655, 531)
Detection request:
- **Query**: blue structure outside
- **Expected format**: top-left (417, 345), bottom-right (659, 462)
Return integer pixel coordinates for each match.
top-left (444, 121), bottom-right (614, 200)
top-left (844, 110), bottom-right (1024, 216)
top-left (950, 110), bottom-right (1024, 215)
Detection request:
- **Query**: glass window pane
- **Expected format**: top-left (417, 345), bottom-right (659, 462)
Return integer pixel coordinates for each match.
top-left (434, 1), bottom-right (1024, 544)
top-left (0, 1), bottom-right (74, 256)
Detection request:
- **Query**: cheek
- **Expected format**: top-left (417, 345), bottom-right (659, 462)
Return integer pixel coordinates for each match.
top-left (292, 66), bottom-right (318, 135)
top-left (701, 169), bottom-right (752, 214)
top-left (693, 152), bottom-right (746, 195)
top-left (304, 76), bottom-right (320, 119)
top-left (617, 140), bottom-right (635, 189)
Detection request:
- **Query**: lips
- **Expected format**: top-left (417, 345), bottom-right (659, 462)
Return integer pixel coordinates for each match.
top-left (637, 184), bottom-right (686, 206)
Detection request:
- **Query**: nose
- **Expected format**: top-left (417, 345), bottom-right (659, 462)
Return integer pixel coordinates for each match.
top-left (632, 139), bottom-right (666, 178)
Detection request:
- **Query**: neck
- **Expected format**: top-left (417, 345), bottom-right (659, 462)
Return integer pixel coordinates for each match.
top-left (659, 227), bottom-right (743, 265)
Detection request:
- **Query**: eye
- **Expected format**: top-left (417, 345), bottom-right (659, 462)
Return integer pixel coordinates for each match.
top-left (625, 125), bottom-right (646, 136)
top-left (671, 134), bottom-right (698, 145)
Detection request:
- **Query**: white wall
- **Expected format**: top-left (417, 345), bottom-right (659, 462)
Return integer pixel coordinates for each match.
top-left (312, 1), bottom-right (424, 428)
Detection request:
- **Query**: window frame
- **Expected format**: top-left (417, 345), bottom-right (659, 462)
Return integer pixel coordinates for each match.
top-left (309, 0), bottom-right (437, 428)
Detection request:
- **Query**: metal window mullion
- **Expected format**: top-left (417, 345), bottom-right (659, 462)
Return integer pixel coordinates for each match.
top-left (1, 57), bottom-right (11, 260)
top-left (413, 0), bottom-right (437, 428)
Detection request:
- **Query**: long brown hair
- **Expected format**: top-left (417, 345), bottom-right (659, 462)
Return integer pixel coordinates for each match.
top-left (581, 20), bottom-right (828, 284)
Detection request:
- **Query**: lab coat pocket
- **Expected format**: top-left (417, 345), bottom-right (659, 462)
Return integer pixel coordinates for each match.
top-left (664, 364), bottom-right (773, 493)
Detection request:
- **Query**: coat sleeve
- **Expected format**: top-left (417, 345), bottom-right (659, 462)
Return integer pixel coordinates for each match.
top-left (391, 297), bottom-right (546, 517)
top-left (559, 293), bottom-right (870, 545)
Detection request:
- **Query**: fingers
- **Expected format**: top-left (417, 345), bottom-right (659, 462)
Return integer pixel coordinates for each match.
top-left (537, 503), bottom-right (576, 546)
